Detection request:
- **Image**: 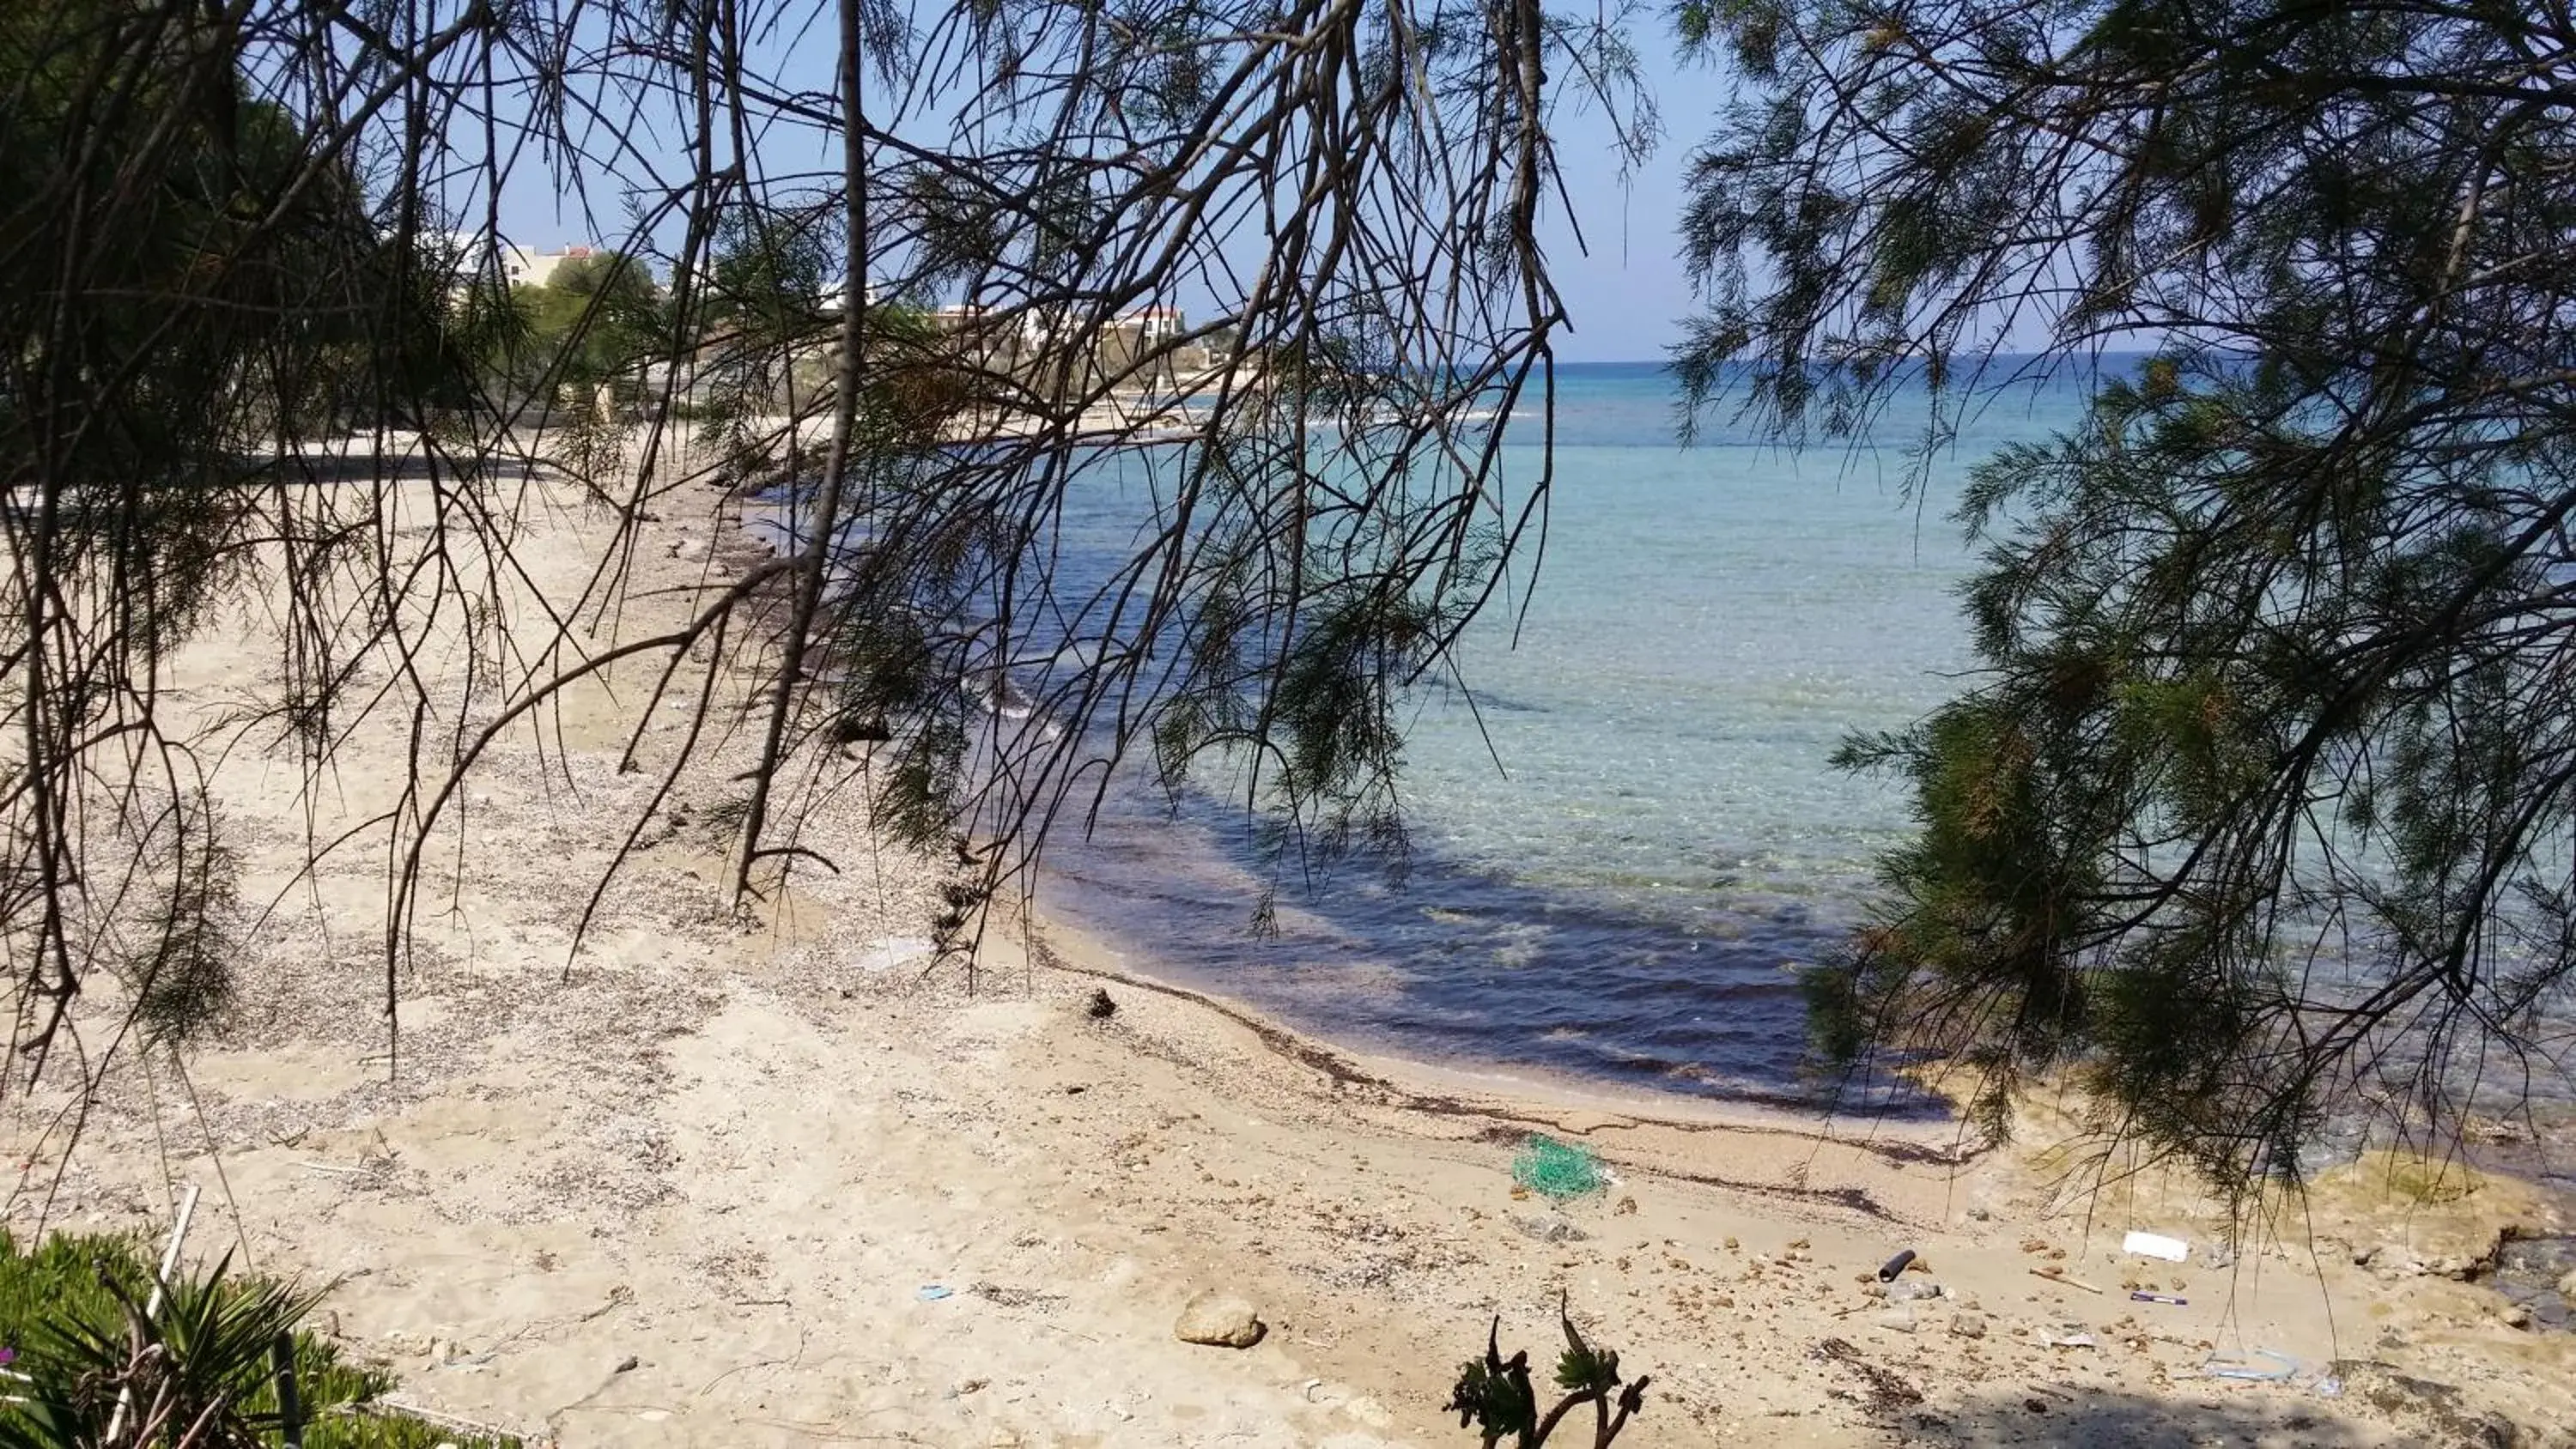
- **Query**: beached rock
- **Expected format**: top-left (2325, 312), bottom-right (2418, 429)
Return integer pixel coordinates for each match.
top-left (1947, 1312), bottom-right (1987, 1338)
top-left (1510, 1214), bottom-right (1588, 1244)
top-left (2558, 1266), bottom-right (2576, 1299)
top-left (2364, 1244), bottom-right (2427, 1277)
top-left (2331, 1361), bottom-right (2518, 1447)
top-left (1175, 1291), bottom-right (1264, 1348)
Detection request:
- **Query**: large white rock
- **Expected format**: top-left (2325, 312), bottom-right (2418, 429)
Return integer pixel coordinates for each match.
top-left (1175, 1291), bottom-right (1265, 1348)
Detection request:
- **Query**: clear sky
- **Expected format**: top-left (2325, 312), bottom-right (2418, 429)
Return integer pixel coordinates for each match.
top-left (1540, 46), bottom-right (1709, 364)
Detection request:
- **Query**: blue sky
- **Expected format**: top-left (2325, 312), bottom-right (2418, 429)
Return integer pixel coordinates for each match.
top-left (493, 20), bottom-right (1720, 365)
top-left (1541, 46), bottom-right (1709, 363)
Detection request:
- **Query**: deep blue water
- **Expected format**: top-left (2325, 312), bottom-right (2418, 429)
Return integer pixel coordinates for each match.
top-left (1029, 360), bottom-right (2102, 1110)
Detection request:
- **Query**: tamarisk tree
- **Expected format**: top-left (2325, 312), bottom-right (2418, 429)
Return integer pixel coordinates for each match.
top-left (1680, 0), bottom-right (2576, 1189)
top-left (0, 0), bottom-right (1648, 1101)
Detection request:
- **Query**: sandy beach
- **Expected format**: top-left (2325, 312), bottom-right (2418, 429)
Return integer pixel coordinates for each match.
top-left (7, 452), bottom-right (2572, 1448)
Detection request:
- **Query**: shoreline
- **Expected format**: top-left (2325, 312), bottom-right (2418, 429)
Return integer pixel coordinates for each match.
top-left (1022, 904), bottom-right (1973, 1155)
top-left (5, 456), bottom-right (2570, 1447)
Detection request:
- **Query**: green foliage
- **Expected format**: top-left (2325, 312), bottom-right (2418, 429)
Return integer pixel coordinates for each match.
top-left (1685, 0), bottom-right (2576, 1191)
top-left (0, 1230), bottom-right (517, 1447)
top-left (1445, 1301), bottom-right (1649, 1448)
top-left (3, 0), bottom-right (467, 464)
top-left (704, 209), bottom-right (835, 351)
top-left (516, 252), bottom-right (666, 395)
top-left (125, 800), bottom-right (243, 1052)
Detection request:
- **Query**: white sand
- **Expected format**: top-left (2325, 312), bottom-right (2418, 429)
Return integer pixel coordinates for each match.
top-left (6, 458), bottom-right (2571, 1447)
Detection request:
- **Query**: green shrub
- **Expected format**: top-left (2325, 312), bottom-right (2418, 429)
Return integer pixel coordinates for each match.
top-left (0, 1230), bottom-right (518, 1448)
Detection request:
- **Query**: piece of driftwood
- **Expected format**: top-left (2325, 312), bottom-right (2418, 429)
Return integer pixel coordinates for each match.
top-left (335, 1396), bottom-right (526, 1440)
top-left (106, 1184), bottom-right (202, 1441)
top-left (2028, 1267), bottom-right (2106, 1294)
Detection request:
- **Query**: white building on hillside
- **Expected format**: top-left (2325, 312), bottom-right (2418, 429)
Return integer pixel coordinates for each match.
top-left (498, 243), bottom-right (602, 290)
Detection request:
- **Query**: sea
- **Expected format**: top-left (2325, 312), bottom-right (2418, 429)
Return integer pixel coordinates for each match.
top-left (1028, 359), bottom-right (2092, 1113)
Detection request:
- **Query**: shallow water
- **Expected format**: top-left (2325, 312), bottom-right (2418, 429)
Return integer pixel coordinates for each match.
top-left (831, 360), bottom-right (2576, 1149)
top-left (1033, 362), bottom-right (2087, 1111)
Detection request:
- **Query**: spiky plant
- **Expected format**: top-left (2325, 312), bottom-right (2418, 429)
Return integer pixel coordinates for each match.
top-left (1445, 1299), bottom-right (1649, 1449)
top-left (0, 1231), bottom-right (518, 1449)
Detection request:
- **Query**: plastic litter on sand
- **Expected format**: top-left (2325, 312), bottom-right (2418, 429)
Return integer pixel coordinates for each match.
top-left (2203, 1349), bottom-right (2298, 1382)
top-left (1511, 1134), bottom-right (1607, 1201)
top-left (2123, 1230), bottom-right (2190, 1262)
top-left (917, 1284), bottom-right (954, 1301)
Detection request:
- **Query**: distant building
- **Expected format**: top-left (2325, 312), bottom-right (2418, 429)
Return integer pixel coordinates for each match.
top-left (428, 235), bottom-right (611, 294)
top-left (499, 244), bottom-right (600, 290)
top-left (912, 297), bottom-right (1223, 403)
top-left (1099, 306), bottom-right (1187, 391)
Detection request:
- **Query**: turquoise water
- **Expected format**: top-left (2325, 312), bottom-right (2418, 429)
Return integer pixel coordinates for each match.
top-left (1036, 361), bottom-right (2101, 1108)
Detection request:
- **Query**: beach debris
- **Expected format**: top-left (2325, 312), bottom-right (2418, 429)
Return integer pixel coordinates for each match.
top-left (1876, 1249), bottom-right (1918, 1282)
top-left (105, 1183), bottom-right (203, 1442)
top-left (1870, 1307), bottom-right (1917, 1332)
top-left (1809, 1337), bottom-right (1921, 1414)
top-left (970, 1282), bottom-right (1067, 1312)
top-left (2039, 1331), bottom-right (2098, 1349)
top-left (613, 1355), bottom-right (641, 1373)
top-left (2129, 1291), bottom-right (2188, 1306)
top-left (1511, 1134), bottom-right (1607, 1202)
top-left (1175, 1290), bottom-right (1265, 1348)
top-left (2123, 1230), bottom-right (2190, 1263)
top-left (2202, 1349), bottom-right (2297, 1383)
top-left (1885, 1277), bottom-right (1945, 1302)
top-left (2029, 1266), bottom-right (2107, 1294)
top-left (1085, 988), bottom-right (1118, 1020)
top-left (1510, 1214), bottom-right (1590, 1244)
top-left (916, 1284), bottom-right (955, 1301)
top-left (854, 937), bottom-right (933, 974)
top-left (1947, 1312), bottom-right (1988, 1339)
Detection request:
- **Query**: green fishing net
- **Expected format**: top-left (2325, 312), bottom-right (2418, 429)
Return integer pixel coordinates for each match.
top-left (1511, 1134), bottom-right (1606, 1201)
